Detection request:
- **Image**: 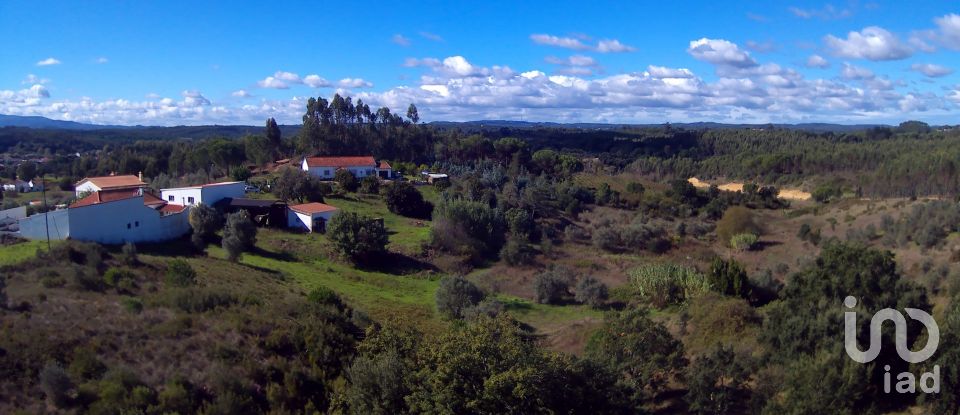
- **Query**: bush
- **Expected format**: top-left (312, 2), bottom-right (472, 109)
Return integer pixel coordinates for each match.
top-left (121, 242), bottom-right (138, 266)
top-left (575, 276), bottom-right (609, 308)
top-left (716, 206), bottom-right (760, 247)
top-left (359, 175), bottom-right (380, 194)
top-left (463, 298), bottom-right (506, 321)
top-left (121, 297), bottom-right (144, 314)
top-left (39, 362), bottom-right (73, 408)
top-left (730, 233), bottom-right (759, 251)
top-left (222, 210), bottom-right (257, 261)
top-left (628, 263), bottom-right (711, 308)
top-left (435, 275), bottom-right (485, 319)
top-left (165, 259), bottom-right (197, 287)
top-left (500, 237), bottom-right (536, 266)
top-left (685, 345), bottom-right (752, 415)
top-left (383, 181), bottom-right (432, 219)
top-left (431, 199), bottom-right (505, 260)
top-left (275, 166), bottom-right (326, 202)
top-left (708, 258), bottom-right (751, 299)
top-left (171, 288), bottom-right (237, 313)
top-left (68, 348), bottom-right (107, 381)
top-left (230, 166), bottom-right (252, 182)
top-left (188, 203), bottom-right (222, 248)
top-left (103, 267), bottom-right (136, 292)
top-left (328, 212), bottom-right (389, 262)
top-left (534, 265), bottom-right (574, 304)
top-left (591, 225), bottom-right (621, 252)
top-left (505, 208), bottom-right (535, 241)
top-left (335, 169), bottom-right (359, 192)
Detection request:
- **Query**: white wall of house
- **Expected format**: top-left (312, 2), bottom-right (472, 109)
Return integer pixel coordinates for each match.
top-left (160, 182), bottom-right (244, 206)
top-left (67, 196), bottom-right (191, 244)
top-left (287, 209), bottom-right (337, 232)
top-left (301, 160), bottom-right (377, 179)
top-left (75, 182), bottom-right (102, 196)
top-left (161, 188), bottom-right (202, 206)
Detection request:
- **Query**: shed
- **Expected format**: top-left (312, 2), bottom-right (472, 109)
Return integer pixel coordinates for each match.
top-left (287, 202), bottom-right (338, 233)
top-left (220, 198), bottom-right (288, 227)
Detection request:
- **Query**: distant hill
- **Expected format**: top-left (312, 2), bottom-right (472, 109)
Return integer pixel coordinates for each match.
top-left (0, 114), bottom-right (131, 130)
top-left (0, 113), bottom-right (897, 135)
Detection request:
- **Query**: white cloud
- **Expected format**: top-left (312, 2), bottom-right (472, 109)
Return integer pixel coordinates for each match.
top-left (145, 93), bottom-right (160, 99)
top-left (338, 78), bottom-right (373, 88)
top-left (303, 74), bottom-right (330, 88)
top-left (545, 55), bottom-right (597, 67)
top-left (96, 57), bottom-right (109, 64)
top-left (181, 90), bottom-right (210, 107)
top-left (273, 71), bottom-right (301, 82)
top-left (788, 4), bottom-right (852, 20)
top-left (824, 26), bottom-right (913, 61)
top-left (596, 39), bottom-right (636, 53)
top-left (392, 34), bottom-right (411, 46)
top-left (910, 63), bottom-right (953, 77)
top-left (36, 57), bottom-right (61, 66)
top-left (403, 57), bottom-right (441, 68)
top-left (419, 31), bottom-right (444, 42)
top-left (257, 76), bottom-right (289, 89)
top-left (745, 40), bottom-right (777, 53)
top-left (531, 34), bottom-right (636, 53)
top-left (441, 56), bottom-right (476, 76)
top-left (840, 63), bottom-right (874, 80)
top-left (232, 90), bottom-right (252, 98)
top-left (687, 38), bottom-right (757, 67)
top-left (935, 14), bottom-right (960, 50)
top-left (806, 54), bottom-right (830, 68)
top-left (22, 74), bottom-right (50, 85)
top-left (645, 65), bottom-right (695, 78)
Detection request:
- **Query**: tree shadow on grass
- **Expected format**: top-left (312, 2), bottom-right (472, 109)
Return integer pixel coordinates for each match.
top-left (354, 251), bottom-right (439, 275)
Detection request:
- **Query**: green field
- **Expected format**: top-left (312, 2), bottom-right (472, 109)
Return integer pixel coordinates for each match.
top-left (0, 240), bottom-right (53, 266)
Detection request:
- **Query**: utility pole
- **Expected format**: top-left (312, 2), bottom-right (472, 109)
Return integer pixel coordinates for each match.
top-left (41, 175), bottom-right (50, 250)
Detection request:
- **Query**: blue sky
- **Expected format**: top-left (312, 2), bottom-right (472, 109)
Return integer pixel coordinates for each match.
top-left (2, 0), bottom-right (959, 125)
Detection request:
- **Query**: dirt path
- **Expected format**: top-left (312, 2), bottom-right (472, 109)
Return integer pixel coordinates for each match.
top-left (688, 177), bottom-right (812, 201)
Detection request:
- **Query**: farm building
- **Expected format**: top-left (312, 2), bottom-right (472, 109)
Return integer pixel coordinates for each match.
top-left (3, 178), bottom-right (43, 193)
top-left (74, 174), bottom-right (146, 197)
top-left (287, 202), bottom-right (338, 233)
top-left (19, 188), bottom-right (190, 244)
top-left (219, 198), bottom-right (288, 227)
top-left (421, 172), bottom-right (449, 184)
top-left (301, 156), bottom-right (394, 179)
top-left (160, 181), bottom-right (245, 206)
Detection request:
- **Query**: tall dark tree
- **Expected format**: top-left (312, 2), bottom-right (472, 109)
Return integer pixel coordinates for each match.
top-left (265, 117), bottom-right (282, 157)
top-left (406, 104), bottom-right (419, 124)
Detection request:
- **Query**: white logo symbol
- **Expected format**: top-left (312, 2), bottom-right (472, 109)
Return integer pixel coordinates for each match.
top-left (843, 295), bottom-right (939, 364)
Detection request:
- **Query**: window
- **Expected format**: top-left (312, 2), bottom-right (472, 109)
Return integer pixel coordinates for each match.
top-left (135, 221), bottom-right (139, 227)
top-left (168, 195), bottom-right (174, 201)
top-left (324, 169), bottom-right (331, 176)
top-left (127, 223), bottom-right (131, 229)
top-left (187, 196), bottom-right (195, 204)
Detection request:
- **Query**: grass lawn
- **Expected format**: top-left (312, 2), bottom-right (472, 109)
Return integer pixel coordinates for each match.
top-left (0, 240), bottom-right (53, 266)
top-left (322, 194), bottom-right (432, 254)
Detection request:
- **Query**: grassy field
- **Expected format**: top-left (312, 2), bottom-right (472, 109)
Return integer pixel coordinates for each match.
top-left (0, 240), bottom-right (53, 266)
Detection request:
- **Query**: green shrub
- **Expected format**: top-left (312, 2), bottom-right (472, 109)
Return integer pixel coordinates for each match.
top-left (534, 265), bottom-right (574, 304)
top-left (39, 362), bottom-right (73, 408)
top-left (500, 237), bottom-right (536, 266)
top-left (68, 348), bottom-right (106, 381)
top-left (328, 212), bottom-right (389, 262)
top-left (383, 181), bottom-right (432, 219)
top-left (707, 258), bottom-right (751, 299)
top-left (103, 267), bottom-right (136, 288)
top-left (435, 276), bottom-right (485, 319)
top-left (575, 276), bottom-right (609, 308)
top-left (165, 259), bottom-right (197, 287)
top-left (359, 175), bottom-right (380, 194)
top-left (122, 297), bottom-right (144, 314)
top-left (335, 169), bottom-right (359, 192)
top-left (121, 242), bottom-right (138, 266)
top-left (171, 288), bottom-right (237, 313)
top-left (716, 206), bottom-right (760, 247)
top-left (628, 263), bottom-right (711, 308)
top-left (730, 233), bottom-right (759, 251)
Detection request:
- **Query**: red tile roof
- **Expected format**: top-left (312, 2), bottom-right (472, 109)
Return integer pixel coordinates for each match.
top-left (378, 160), bottom-right (392, 170)
top-left (76, 175), bottom-right (146, 190)
top-left (70, 189), bottom-right (165, 208)
top-left (289, 202), bottom-right (338, 215)
top-left (304, 156), bottom-right (376, 168)
top-left (159, 204), bottom-right (187, 214)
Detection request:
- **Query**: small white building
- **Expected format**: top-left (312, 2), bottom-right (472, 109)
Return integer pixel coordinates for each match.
top-left (160, 181), bottom-right (245, 207)
top-left (3, 179), bottom-right (43, 193)
top-left (302, 156), bottom-right (393, 180)
top-left (74, 175), bottom-right (146, 197)
top-left (287, 202), bottom-right (338, 233)
top-left (421, 172), bottom-right (449, 184)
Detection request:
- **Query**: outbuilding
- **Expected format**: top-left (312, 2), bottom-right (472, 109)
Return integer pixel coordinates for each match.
top-left (160, 181), bottom-right (245, 207)
top-left (287, 202), bottom-right (338, 233)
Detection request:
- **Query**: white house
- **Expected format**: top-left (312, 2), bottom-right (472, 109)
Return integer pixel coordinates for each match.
top-left (74, 174), bottom-right (146, 197)
top-left (3, 179), bottom-right (43, 192)
top-left (19, 188), bottom-right (190, 244)
top-left (160, 181), bottom-right (245, 207)
top-left (287, 202), bottom-right (338, 233)
top-left (301, 156), bottom-right (393, 179)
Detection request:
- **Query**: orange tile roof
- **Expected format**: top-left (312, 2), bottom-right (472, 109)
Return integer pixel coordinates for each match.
top-left (159, 204), bottom-right (187, 214)
top-left (378, 160), bottom-right (392, 170)
top-left (304, 156), bottom-right (376, 168)
top-left (289, 202), bottom-right (338, 215)
top-left (76, 175), bottom-right (146, 190)
top-left (70, 189), bottom-right (165, 208)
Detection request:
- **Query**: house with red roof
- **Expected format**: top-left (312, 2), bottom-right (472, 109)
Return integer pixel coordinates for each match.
top-left (74, 174), bottom-right (146, 197)
top-left (301, 156), bottom-right (394, 179)
top-left (287, 202), bottom-right (338, 233)
top-left (19, 187), bottom-right (191, 244)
